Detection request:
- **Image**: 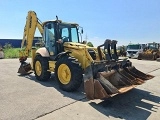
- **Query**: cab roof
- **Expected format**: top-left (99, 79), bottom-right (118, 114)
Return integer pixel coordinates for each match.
top-left (42, 20), bottom-right (79, 26)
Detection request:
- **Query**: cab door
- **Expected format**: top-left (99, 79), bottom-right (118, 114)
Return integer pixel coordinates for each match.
top-left (44, 23), bottom-right (56, 56)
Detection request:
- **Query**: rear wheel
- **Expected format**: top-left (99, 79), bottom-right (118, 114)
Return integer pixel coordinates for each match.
top-left (137, 53), bottom-right (142, 60)
top-left (55, 56), bottom-right (83, 92)
top-left (34, 55), bottom-right (51, 81)
top-left (157, 58), bottom-right (160, 62)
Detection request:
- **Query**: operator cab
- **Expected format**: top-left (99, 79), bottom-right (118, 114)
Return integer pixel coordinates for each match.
top-left (43, 20), bottom-right (80, 56)
top-left (148, 43), bottom-right (159, 50)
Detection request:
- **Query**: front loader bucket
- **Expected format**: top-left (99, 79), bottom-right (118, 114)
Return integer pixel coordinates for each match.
top-left (18, 62), bottom-right (32, 75)
top-left (84, 64), bottom-right (154, 100)
top-left (84, 67), bottom-right (137, 100)
top-left (97, 70), bottom-right (138, 94)
top-left (138, 53), bottom-right (155, 60)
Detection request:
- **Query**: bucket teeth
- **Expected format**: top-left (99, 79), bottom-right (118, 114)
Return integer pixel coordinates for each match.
top-left (118, 68), bottom-right (144, 85)
top-left (124, 67), bottom-right (154, 80)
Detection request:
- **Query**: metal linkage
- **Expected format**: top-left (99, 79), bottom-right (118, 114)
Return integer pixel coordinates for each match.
top-left (111, 40), bottom-right (118, 61)
top-left (97, 39), bottom-right (112, 61)
top-left (97, 39), bottom-right (119, 61)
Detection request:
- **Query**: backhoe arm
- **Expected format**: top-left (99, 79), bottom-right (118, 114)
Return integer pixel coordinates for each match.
top-left (19, 11), bottom-right (43, 62)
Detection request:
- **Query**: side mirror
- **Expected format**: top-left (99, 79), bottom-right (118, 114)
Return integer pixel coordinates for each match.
top-left (81, 28), bottom-right (83, 34)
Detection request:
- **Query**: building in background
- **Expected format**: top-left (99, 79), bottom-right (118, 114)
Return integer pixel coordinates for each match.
top-left (0, 37), bottom-right (42, 48)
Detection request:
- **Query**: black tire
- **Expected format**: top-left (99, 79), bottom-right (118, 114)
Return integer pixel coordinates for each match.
top-left (157, 58), bottom-right (160, 62)
top-left (34, 55), bottom-right (51, 81)
top-left (153, 52), bottom-right (157, 60)
top-left (137, 56), bottom-right (141, 60)
top-left (137, 54), bottom-right (142, 60)
top-left (153, 54), bottom-right (157, 60)
top-left (55, 55), bottom-right (83, 92)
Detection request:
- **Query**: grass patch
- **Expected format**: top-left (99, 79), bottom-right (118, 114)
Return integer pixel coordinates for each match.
top-left (2, 43), bottom-right (32, 59)
top-left (4, 48), bottom-right (32, 59)
top-left (4, 48), bottom-right (21, 58)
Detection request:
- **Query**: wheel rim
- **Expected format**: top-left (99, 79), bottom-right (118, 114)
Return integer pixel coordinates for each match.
top-left (35, 61), bottom-right (42, 76)
top-left (58, 64), bottom-right (71, 84)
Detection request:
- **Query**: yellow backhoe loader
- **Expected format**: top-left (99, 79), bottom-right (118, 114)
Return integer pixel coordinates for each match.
top-left (18, 11), bottom-right (154, 100)
top-left (138, 42), bottom-right (160, 60)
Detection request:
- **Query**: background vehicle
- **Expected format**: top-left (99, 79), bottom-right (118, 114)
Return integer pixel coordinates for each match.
top-left (138, 42), bottom-right (160, 60)
top-left (117, 45), bottom-right (127, 57)
top-left (126, 44), bottom-right (146, 58)
top-left (0, 44), bottom-right (4, 59)
top-left (18, 11), bottom-right (154, 100)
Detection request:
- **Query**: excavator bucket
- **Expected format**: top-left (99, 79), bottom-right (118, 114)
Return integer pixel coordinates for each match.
top-left (84, 40), bottom-right (154, 100)
top-left (18, 62), bottom-right (32, 75)
top-left (138, 43), bottom-right (160, 60)
top-left (138, 52), bottom-right (155, 60)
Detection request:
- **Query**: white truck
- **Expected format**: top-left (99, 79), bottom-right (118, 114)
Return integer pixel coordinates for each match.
top-left (126, 44), bottom-right (146, 58)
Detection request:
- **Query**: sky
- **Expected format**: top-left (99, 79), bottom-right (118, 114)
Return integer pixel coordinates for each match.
top-left (0, 0), bottom-right (160, 46)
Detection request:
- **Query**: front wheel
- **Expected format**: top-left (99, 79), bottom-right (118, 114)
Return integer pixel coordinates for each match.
top-left (153, 53), bottom-right (157, 60)
top-left (137, 54), bottom-right (142, 60)
top-left (33, 55), bottom-right (51, 81)
top-left (55, 56), bottom-right (83, 92)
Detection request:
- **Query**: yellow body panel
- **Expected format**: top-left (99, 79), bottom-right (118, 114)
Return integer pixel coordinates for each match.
top-left (48, 61), bottom-right (56, 72)
top-left (31, 48), bottom-right (36, 68)
top-left (62, 42), bottom-right (105, 69)
top-left (47, 42), bottom-right (105, 73)
top-left (47, 43), bottom-right (105, 73)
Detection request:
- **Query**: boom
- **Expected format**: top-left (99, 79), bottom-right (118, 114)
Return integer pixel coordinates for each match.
top-left (19, 11), bottom-right (43, 62)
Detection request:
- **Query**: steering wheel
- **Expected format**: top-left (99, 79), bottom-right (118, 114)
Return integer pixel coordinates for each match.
top-left (62, 36), bottom-right (69, 42)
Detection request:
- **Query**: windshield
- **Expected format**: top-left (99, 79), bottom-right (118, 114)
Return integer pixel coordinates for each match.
top-left (59, 23), bottom-right (79, 43)
top-left (127, 45), bottom-right (141, 49)
top-left (148, 44), bottom-right (157, 49)
top-left (148, 43), bottom-right (158, 49)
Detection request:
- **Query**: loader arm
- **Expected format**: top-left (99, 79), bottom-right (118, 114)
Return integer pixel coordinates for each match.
top-left (19, 11), bottom-right (43, 62)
